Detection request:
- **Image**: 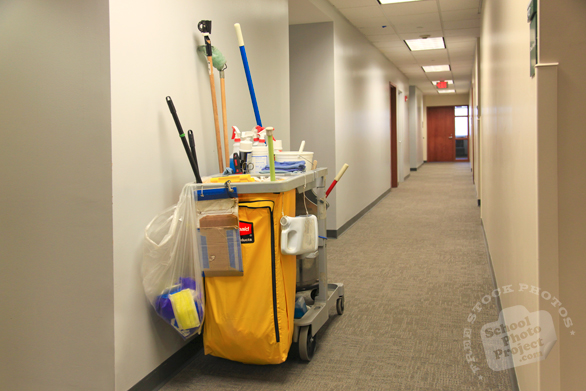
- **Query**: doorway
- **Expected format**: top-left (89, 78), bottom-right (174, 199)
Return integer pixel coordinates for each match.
top-left (390, 84), bottom-right (398, 188)
top-left (427, 105), bottom-right (470, 162)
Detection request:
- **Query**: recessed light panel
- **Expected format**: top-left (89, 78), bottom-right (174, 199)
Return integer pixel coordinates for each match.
top-left (432, 80), bottom-right (454, 85)
top-left (438, 89), bottom-right (456, 94)
top-left (422, 65), bottom-right (451, 72)
top-left (404, 37), bottom-right (445, 51)
top-left (378, 0), bottom-right (424, 4)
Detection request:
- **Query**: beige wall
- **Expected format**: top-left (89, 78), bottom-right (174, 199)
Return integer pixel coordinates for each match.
top-left (290, 21), bottom-right (337, 228)
top-left (109, 1), bottom-right (291, 389)
top-left (539, 1), bottom-right (586, 389)
top-left (477, 0), bottom-right (586, 389)
top-left (479, 0), bottom-right (541, 388)
top-left (1, 1), bottom-right (292, 390)
top-left (409, 86), bottom-right (425, 169)
top-left (0, 1), bottom-right (115, 390)
top-left (472, 41), bottom-right (481, 202)
top-left (294, 0), bottom-right (410, 231)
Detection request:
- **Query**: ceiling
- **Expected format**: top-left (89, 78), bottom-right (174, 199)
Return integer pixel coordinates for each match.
top-left (290, 0), bottom-right (482, 95)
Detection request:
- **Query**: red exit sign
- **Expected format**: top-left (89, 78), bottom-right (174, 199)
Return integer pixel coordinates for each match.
top-left (437, 81), bottom-right (448, 89)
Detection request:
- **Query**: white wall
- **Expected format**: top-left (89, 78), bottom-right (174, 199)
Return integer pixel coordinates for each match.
top-left (289, 22), bottom-right (336, 228)
top-left (409, 86), bottom-right (424, 169)
top-left (108, 0), bottom-right (290, 389)
top-left (302, 0), bottom-right (409, 231)
top-left (0, 1), bottom-right (115, 390)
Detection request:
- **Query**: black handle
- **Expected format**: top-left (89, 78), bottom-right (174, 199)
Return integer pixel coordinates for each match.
top-left (188, 130), bottom-right (203, 183)
top-left (165, 96), bottom-right (202, 183)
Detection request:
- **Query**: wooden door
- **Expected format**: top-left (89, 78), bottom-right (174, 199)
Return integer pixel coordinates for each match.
top-left (390, 84), bottom-right (398, 188)
top-left (427, 106), bottom-right (455, 161)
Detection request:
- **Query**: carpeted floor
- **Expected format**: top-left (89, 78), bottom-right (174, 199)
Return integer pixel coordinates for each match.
top-left (160, 162), bottom-right (514, 391)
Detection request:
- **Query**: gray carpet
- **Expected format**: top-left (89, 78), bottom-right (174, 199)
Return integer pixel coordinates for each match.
top-left (160, 162), bottom-right (514, 391)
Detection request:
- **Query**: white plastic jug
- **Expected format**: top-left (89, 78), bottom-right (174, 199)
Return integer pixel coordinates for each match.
top-left (280, 215), bottom-right (318, 255)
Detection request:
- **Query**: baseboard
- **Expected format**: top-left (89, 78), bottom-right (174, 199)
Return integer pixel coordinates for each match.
top-left (480, 219), bottom-right (520, 391)
top-left (129, 335), bottom-right (203, 391)
top-left (410, 161), bottom-right (425, 172)
top-left (327, 188), bottom-right (391, 238)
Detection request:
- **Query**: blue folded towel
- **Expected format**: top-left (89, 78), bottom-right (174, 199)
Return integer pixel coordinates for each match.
top-left (261, 161), bottom-right (305, 173)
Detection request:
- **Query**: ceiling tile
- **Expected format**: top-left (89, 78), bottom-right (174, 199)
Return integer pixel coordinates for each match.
top-left (387, 12), bottom-right (441, 25)
top-left (328, 0), bottom-right (376, 8)
top-left (393, 20), bottom-right (442, 34)
top-left (339, 5), bottom-right (384, 20)
top-left (422, 70), bottom-right (453, 79)
top-left (349, 16), bottom-right (391, 28)
top-left (441, 8), bottom-right (481, 21)
top-left (374, 39), bottom-right (407, 50)
top-left (381, 1), bottom-right (439, 17)
top-left (444, 36), bottom-right (477, 45)
top-left (442, 18), bottom-right (480, 29)
top-left (367, 33), bottom-right (403, 42)
top-left (411, 50), bottom-right (450, 63)
top-left (446, 41), bottom-right (477, 51)
top-left (361, 25), bottom-right (397, 35)
top-left (398, 30), bottom-right (443, 40)
top-left (438, 0), bottom-right (480, 12)
top-left (444, 27), bottom-right (480, 37)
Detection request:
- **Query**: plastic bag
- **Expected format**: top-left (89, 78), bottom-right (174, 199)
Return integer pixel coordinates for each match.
top-left (142, 183), bottom-right (204, 339)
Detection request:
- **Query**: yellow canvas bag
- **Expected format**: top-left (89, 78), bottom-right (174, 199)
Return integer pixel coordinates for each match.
top-left (203, 190), bottom-right (297, 364)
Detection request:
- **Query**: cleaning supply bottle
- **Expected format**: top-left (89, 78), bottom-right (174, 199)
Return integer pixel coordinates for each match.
top-left (251, 130), bottom-right (269, 174)
top-left (232, 126), bottom-right (241, 155)
top-left (252, 126), bottom-right (261, 147)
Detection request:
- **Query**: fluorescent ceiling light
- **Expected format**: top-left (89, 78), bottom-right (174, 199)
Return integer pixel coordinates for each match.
top-left (432, 80), bottom-right (453, 85)
top-left (438, 89), bottom-right (456, 94)
top-left (378, 0), bottom-right (424, 4)
top-left (404, 37), bottom-right (445, 51)
top-left (422, 65), bottom-right (451, 72)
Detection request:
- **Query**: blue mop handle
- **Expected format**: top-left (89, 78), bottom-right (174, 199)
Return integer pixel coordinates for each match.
top-left (235, 23), bottom-right (262, 127)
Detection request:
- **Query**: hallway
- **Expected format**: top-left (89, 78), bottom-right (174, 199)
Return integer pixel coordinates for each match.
top-left (161, 163), bottom-right (514, 390)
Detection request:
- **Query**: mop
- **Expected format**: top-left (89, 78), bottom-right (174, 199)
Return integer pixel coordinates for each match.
top-left (197, 43), bottom-right (230, 170)
top-left (198, 20), bottom-right (224, 172)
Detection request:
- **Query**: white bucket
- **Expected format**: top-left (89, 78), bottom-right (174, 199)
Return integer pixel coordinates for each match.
top-left (274, 151), bottom-right (314, 171)
top-left (250, 145), bottom-right (269, 174)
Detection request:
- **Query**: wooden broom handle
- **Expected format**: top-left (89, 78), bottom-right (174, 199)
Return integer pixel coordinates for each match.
top-left (208, 56), bottom-right (224, 172)
top-left (220, 72), bottom-right (230, 168)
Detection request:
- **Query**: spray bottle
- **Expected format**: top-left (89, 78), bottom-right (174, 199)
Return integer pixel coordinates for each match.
top-left (230, 126), bottom-right (242, 172)
top-left (252, 126), bottom-right (261, 147)
top-left (232, 126), bottom-right (241, 154)
top-left (251, 129), bottom-right (269, 174)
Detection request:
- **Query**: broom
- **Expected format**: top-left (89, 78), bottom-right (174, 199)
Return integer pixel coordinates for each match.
top-left (197, 44), bottom-right (230, 170)
top-left (197, 20), bottom-right (224, 172)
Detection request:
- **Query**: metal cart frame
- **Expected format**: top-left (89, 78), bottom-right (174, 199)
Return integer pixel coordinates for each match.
top-left (199, 168), bottom-right (344, 361)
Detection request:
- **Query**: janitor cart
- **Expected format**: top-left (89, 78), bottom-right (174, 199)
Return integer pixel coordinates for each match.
top-left (200, 168), bottom-right (344, 363)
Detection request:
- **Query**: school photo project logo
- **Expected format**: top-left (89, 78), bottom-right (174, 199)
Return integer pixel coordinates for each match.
top-left (463, 284), bottom-right (576, 380)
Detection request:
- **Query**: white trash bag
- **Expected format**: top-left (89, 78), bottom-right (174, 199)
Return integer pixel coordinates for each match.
top-left (142, 183), bottom-right (204, 339)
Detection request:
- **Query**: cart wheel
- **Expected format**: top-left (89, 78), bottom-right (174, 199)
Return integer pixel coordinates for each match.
top-left (310, 289), bottom-right (318, 301)
top-left (336, 296), bottom-right (345, 315)
top-left (298, 326), bottom-right (316, 361)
